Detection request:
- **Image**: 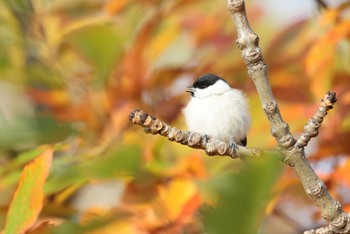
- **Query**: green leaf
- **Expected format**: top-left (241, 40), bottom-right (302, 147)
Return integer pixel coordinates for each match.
top-left (0, 148), bottom-right (44, 176)
top-left (43, 159), bottom-right (86, 195)
top-left (45, 145), bottom-right (142, 194)
top-left (3, 0), bottom-right (33, 12)
top-left (82, 145), bottom-right (142, 179)
top-left (201, 156), bottom-right (282, 234)
top-left (68, 24), bottom-right (124, 72)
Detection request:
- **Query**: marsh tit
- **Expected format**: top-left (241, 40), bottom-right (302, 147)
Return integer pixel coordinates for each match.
top-left (182, 74), bottom-right (250, 146)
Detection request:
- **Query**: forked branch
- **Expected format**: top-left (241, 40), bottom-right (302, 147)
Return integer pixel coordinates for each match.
top-left (226, 0), bottom-right (349, 233)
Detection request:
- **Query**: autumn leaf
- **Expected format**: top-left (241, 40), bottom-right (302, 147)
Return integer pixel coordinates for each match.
top-left (305, 20), bottom-right (350, 98)
top-left (158, 178), bottom-right (200, 222)
top-left (3, 147), bottom-right (53, 234)
top-left (145, 19), bottom-right (180, 62)
top-left (332, 158), bottom-right (350, 187)
top-left (344, 204), bottom-right (350, 213)
top-left (25, 218), bottom-right (63, 234)
top-left (105, 0), bottom-right (131, 15)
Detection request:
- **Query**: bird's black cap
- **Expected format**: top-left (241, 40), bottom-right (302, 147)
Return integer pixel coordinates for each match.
top-left (192, 74), bottom-right (229, 89)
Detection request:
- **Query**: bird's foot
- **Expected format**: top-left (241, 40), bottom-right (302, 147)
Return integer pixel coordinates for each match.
top-left (202, 134), bottom-right (210, 143)
top-left (228, 141), bottom-right (237, 151)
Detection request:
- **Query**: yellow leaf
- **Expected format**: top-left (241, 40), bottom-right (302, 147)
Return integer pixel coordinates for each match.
top-left (3, 147), bottom-right (53, 234)
top-left (146, 20), bottom-right (180, 61)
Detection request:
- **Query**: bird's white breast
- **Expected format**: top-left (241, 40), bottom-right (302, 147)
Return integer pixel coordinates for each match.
top-left (183, 88), bottom-right (250, 144)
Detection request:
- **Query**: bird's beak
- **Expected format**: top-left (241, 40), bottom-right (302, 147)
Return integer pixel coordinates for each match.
top-left (186, 86), bottom-right (195, 95)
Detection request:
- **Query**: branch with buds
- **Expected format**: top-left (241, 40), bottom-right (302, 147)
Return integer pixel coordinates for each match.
top-left (226, 0), bottom-right (349, 233)
top-left (129, 109), bottom-right (263, 159)
top-left (296, 91), bottom-right (337, 148)
top-left (128, 0), bottom-right (348, 233)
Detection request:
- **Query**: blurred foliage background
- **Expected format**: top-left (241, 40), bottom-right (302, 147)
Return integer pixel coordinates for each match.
top-left (0, 0), bottom-right (350, 233)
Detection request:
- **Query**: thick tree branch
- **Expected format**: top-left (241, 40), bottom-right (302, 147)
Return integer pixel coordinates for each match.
top-left (129, 109), bottom-right (263, 159)
top-left (226, 0), bottom-right (295, 150)
top-left (226, 0), bottom-right (350, 233)
top-left (296, 92), bottom-right (337, 148)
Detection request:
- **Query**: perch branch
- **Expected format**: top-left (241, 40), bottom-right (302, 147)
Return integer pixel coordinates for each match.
top-left (296, 91), bottom-right (337, 148)
top-left (129, 109), bottom-right (263, 159)
top-left (226, 0), bottom-right (350, 233)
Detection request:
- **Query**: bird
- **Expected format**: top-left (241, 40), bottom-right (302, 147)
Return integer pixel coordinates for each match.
top-left (182, 73), bottom-right (250, 146)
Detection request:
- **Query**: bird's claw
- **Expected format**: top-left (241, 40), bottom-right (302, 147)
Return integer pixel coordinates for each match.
top-left (229, 141), bottom-right (237, 150)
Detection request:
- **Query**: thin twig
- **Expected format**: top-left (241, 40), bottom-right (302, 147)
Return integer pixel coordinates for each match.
top-left (129, 109), bottom-right (263, 159)
top-left (296, 92), bottom-right (337, 148)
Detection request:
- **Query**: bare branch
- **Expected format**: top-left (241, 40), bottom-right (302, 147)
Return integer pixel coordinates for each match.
top-left (226, 0), bottom-right (350, 232)
top-left (226, 0), bottom-right (295, 150)
top-left (296, 92), bottom-right (337, 148)
top-left (129, 109), bottom-right (264, 159)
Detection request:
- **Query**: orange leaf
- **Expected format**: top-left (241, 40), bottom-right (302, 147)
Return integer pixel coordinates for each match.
top-left (305, 20), bottom-right (350, 98)
top-left (3, 147), bottom-right (53, 234)
top-left (105, 0), bottom-right (130, 15)
top-left (158, 178), bottom-right (200, 222)
top-left (186, 154), bottom-right (207, 179)
top-left (332, 159), bottom-right (350, 187)
top-left (305, 38), bottom-right (334, 98)
top-left (28, 89), bottom-right (70, 108)
top-left (344, 204), bottom-right (350, 213)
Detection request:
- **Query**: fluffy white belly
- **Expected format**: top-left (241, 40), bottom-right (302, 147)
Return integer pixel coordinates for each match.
top-left (183, 91), bottom-right (250, 144)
